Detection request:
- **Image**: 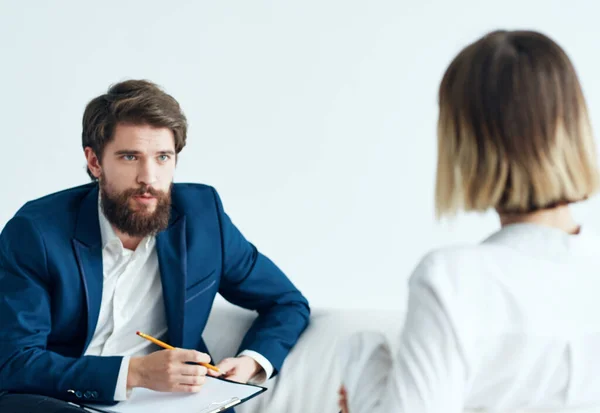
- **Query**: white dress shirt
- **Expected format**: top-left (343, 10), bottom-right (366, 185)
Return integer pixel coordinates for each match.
top-left (84, 196), bottom-right (272, 400)
top-left (340, 223), bottom-right (600, 412)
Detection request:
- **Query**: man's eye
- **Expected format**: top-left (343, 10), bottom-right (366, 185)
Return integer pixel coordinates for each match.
top-left (123, 155), bottom-right (136, 161)
top-left (158, 155), bottom-right (170, 162)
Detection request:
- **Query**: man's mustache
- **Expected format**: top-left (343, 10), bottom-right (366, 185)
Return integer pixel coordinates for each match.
top-left (127, 186), bottom-right (164, 197)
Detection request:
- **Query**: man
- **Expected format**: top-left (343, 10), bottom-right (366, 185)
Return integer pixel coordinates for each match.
top-left (0, 79), bottom-right (310, 413)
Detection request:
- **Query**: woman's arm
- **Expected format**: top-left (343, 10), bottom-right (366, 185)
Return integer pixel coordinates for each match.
top-left (339, 260), bottom-right (468, 413)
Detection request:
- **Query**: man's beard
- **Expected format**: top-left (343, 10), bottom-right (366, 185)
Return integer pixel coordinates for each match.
top-left (100, 177), bottom-right (172, 238)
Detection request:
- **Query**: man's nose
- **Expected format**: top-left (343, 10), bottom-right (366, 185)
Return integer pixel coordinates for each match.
top-left (136, 160), bottom-right (158, 186)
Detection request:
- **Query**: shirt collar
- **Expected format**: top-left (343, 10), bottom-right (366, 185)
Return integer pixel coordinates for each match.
top-left (98, 193), bottom-right (120, 250)
top-left (482, 222), bottom-right (583, 258)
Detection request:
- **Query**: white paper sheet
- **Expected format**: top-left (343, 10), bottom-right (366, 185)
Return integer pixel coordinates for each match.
top-left (83, 377), bottom-right (265, 413)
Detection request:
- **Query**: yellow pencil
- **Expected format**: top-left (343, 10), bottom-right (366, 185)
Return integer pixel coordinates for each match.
top-left (136, 331), bottom-right (221, 373)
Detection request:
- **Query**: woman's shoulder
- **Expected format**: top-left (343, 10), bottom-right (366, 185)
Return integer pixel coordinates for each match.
top-left (408, 244), bottom-right (509, 297)
top-left (407, 245), bottom-right (519, 345)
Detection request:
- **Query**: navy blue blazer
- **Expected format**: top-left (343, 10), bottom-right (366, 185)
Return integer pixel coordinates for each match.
top-left (0, 183), bottom-right (310, 404)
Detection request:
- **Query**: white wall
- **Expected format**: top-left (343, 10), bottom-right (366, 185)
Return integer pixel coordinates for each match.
top-left (2, 0), bottom-right (600, 310)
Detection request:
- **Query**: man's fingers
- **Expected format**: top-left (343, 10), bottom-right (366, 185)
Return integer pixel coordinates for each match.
top-left (208, 358), bottom-right (238, 378)
top-left (222, 373), bottom-right (244, 383)
top-left (173, 349), bottom-right (211, 364)
top-left (180, 365), bottom-right (207, 377)
top-left (207, 368), bottom-right (222, 377)
top-left (178, 374), bottom-right (207, 387)
top-left (215, 357), bottom-right (237, 374)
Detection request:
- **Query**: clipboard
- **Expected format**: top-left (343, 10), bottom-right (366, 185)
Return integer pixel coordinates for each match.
top-left (196, 396), bottom-right (240, 413)
top-left (81, 376), bottom-right (267, 413)
top-left (82, 397), bottom-right (240, 413)
top-left (83, 396), bottom-right (241, 413)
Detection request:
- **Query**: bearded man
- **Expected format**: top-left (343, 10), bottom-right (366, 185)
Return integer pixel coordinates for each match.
top-left (0, 79), bottom-right (310, 413)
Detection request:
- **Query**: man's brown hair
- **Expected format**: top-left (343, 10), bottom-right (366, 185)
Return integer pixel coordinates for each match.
top-left (435, 30), bottom-right (599, 218)
top-left (82, 79), bottom-right (187, 180)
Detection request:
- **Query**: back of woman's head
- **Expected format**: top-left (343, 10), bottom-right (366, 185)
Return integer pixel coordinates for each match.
top-left (435, 30), bottom-right (600, 218)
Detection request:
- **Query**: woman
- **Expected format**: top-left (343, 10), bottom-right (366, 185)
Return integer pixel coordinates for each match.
top-left (338, 29), bottom-right (600, 412)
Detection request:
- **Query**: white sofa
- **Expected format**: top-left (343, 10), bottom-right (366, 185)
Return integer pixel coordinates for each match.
top-left (203, 302), bottom-right (403, 413)
top-left (203, 302), bottom-right (600, 413)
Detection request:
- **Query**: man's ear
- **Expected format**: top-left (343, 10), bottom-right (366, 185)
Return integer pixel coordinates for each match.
top-left (84, 147), bottom-right (102, 179)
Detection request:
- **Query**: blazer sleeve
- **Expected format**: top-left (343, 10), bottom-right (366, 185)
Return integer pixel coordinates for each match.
top-left (0, 216), bottom-right (122, 403)
top-left (210, 188), bottom-right (310, 375)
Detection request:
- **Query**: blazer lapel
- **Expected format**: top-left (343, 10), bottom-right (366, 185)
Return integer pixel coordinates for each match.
top-left (72, 186), bottom-right (188, 350)
top-left (72, 185), bottom-right (104, 352)
top-left (156, 208), bottom-right (187, 348)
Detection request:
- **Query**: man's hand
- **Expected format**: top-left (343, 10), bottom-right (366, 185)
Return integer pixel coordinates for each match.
top-left (127, 349), bottom-right (211, 392)
top-left (207, 356), bottom-right (263, 383)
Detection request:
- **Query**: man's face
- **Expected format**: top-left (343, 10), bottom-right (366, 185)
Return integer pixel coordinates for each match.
top-left (85, 123), bottom-right (177, 237)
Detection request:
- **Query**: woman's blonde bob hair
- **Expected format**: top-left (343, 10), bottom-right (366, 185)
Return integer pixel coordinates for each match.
top-left (435, 30), bottom-right (600, 218)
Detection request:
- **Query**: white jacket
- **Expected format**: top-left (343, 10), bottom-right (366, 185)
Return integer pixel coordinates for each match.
top-left (340, 223), bottom-right (600, 412)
